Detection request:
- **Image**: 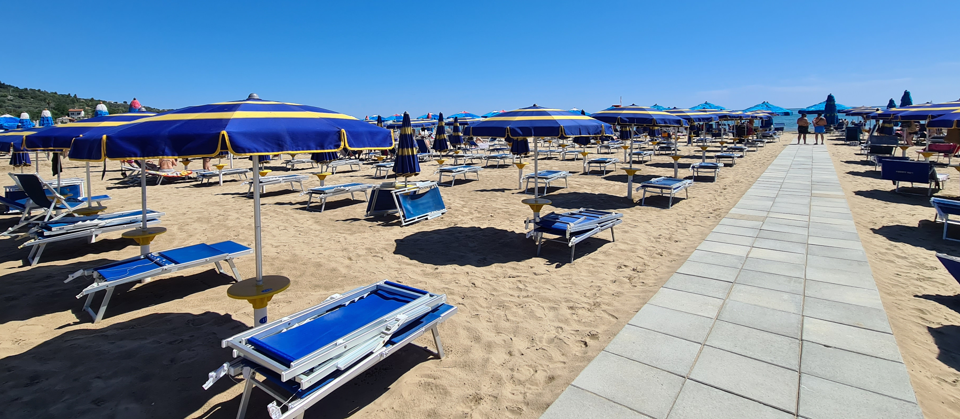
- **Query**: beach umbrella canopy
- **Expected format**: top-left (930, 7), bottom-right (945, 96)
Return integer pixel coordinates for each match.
top-left (689, 101), bottom-right (726, 111)
top-left (448, 111), bottom-right (481, 120)
top-left (385, 119), bottom-right (437, 129)
top-left (824, 94), bottom-right (839, 125)
top-left (449, 117), bottom-right (463, 147)
top-left (900, 90), bottom-right (913, 108)
top-left (128, 98), bottom-right (142, 112)
top-left (928, 109), bottom-right (960, 129)
top-left (433, 113), bottom-right (449, 152)
top-left (844, 106), bottom-right (881, 116)
top-left (445, 117), bottom-right (478, 125)
top-left (392, 112), bottom-right (420, 177)
top-left (19, 113), bottom-right (34, 129)
top-left (416, 113), bottom-right (439, 120)
top-left (0, 114), bottom-right (19, 130)
top-left (481, 110), bottom-right (505, 118)
top-left (25, 113), bottom-right (157, 151)
top-left (569, 108), bottom-right (590, 116)
top-left (591, 105), bottom-right (688, 126)
top-left (466, 105), bottom-right (614, 138)
top-left (649, 104), bottom-right (669, 111)
top-left (799, 100), bottom-right (849, 115)
top-left (666, 108), bottom-right (720, 123)
top-left (872, 103), bottom-right (932, 120)
top-left (39, 110), bottom-right (55, 127)
top-left (895, 101), bottom-right (960, 122)
top-left (1, 129), bottom-right (43, 168)
top-left (742, 101), bottom-right (792, 116)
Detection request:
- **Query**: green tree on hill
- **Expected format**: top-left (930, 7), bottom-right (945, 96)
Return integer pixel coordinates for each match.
top-left (0, 81), bottom-right (165, 121)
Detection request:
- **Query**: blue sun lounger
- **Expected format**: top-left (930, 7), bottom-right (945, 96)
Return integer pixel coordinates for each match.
top-left (638, 177), bottom-right (693, 208)
top-left (366, 182), bottom-right (447, 225)
top-left (715, 152), bottom-right (743, 166)
top-left (931, 198), bottom-right (960, 242)
top-left (319, 159), bottom-right (362, 174)
top-left (243, 174), bottom-right (309, 195)
top-left (484, 153), bottom-right (514, 167)
top-left (936, 253), bottom-right (960, 285)
top-left (373, 162), bottom-right (394, 178)
top-left (522, 170), bottom-right (570, 195)
top-left (586, 157), bottom-right (619, 175)
top-left (631, 150), bottom-right (653, 164)
top-left (305, 183), bottom-right (373, 212)
top-left (525, 209), bottom-right (623, 262)
top-left (19, 210), bottom-right (164, 266)
top-left (204, 281), bottom-right (457, 419)
top-left (194, 168), bottom-right (250, 186)
top-left (690, 162), bottom-right (723, 180)
top-left (64, 240), bottom-right (250, 323)
top-left (436, 165), bottom-right (482, 186)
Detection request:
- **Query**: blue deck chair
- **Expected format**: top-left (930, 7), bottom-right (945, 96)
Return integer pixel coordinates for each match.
top-left (4, 173), bottom-right (110, 235)
top-left (936, 253), bottom-right (960, 285)
top-left (20, 210), bottom-right (164, 266)
top-left (65, 241), bottom-right (250, 323)
top-left (638, 177), bottom-right (693, 208)
top-left (205, 281), bottom-right (457, 419)
top-left (881, 160), bottom-right (946, 196)
top-left (526, 209), bottom-right (623, 262)
top-left (366, 182), bottom-right (447, 225)
top-left (931, 198), bottom-right (960, 242)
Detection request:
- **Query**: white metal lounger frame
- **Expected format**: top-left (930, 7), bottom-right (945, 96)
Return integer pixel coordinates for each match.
top-left (319, 159), bottom-right (362, 174)
top-left (215, 281), bottom-right (447, 389)
top-left (638, 177), bottom-right (693, 209)
top-left (690, 162), bottom-right (723, 180)
top-left (20, 218), bottom-right (163, 266)
top-left (525, 209), bottom-right (623, 262)
top-left (452, 153), bottom-right (484, 165)
top-left (305, 184), bottom-right (373, 212)
top-left (244, 175), bottom-right (309, 195)
top-left (932, 198), bottom-right (960, 242)
top-left (483, 153), bottom-right (514, 167)
top-left (436, 165), bottom-right (482, 186)
top-left (64, 243), bottom-right (249, 323)
top-left (195, 168), bottom-right (250, 186)
top-left (373, 162), bottom-right (394, 178)
top-left (523, 171), bottom-right (570, 194)
top-left (715, 153), bottom-right (743, 166)
top-left (631, 150), bottom-right (653, 164)
top-left (586, 158), bottom-right (619, 175)
top-left (283, 159), bottom-right (319, 171)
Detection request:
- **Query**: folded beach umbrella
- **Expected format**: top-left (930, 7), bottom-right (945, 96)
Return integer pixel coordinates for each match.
top-left (824, 94), bottom-right (840, 125)
top-left (887, 99), bottom-right (897, 109)
top-left (73, 94), bottom-right (393, 321)
top-left (39, 109), bottom-right (55, 127)
top-left (95, 102), bottom-right (109, 117)
top-left (449, 117), bottom-right (463, 147)
top-left (466, 104), bottom-right (613, 197)
top-left (19, 113), bottom-right (34, 129)
top-left (900, 90), bottom-right (913, 108)
top-left (689, 101), bottom-right (726, 111)
top-left (509, 137), bottom-right (530, 157)
top-left (433, 112), bottom-right (449, 153)
top-left (392, 112), bottom-right (420, 178)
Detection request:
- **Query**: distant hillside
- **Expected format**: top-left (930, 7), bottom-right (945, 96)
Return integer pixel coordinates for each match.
top-left (0, 81), bottom-right (164, 120)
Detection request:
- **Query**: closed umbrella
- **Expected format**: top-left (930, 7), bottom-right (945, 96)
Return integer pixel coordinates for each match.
top-left (900, 90), bottom-right (913, 108)
top-left (39, 109), bottom-right (55, 127)
top-left (824, 94), bottom-right (839, 126)
top-left (95, 102), bottom-right (109, 117)
top-left (449, 117), bottom-right (464, 148)
top-left (19, 112), bottom-right (34, 129)
top-left (432, 112), bottom-right (449, 154)
top-left (392, 112), bottom-right (421, 178)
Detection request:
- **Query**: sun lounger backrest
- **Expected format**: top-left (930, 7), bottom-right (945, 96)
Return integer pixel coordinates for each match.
top-left (398, 187), bottom-right (445, 220)
top-left (12, 174), bottom-right (55, 208)
top-left (0, 195), bottom-right (26, 211)
top-left (881, 160), bottom-right (935, 184)
top-left (927, 143), bottom-right (959, 154)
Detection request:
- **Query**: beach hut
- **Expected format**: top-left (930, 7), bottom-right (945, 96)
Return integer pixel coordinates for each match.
top-left (19, 113), bottom-right (34, 129)
top-left (742, 101), bottom-right (792, 116)
top-left (95, 102), bottom-right (109, 117)
top-left (690, 101), bottom-right (726, 111)
top-left (39, 109), bottom-right (55, 127)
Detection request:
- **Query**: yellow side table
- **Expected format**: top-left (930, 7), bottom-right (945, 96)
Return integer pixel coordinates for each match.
top-left (920, 151), bottom-right (935, 162)
top-left (313, 172), bottom-right (332, 186)
top-left (522, 198), bottom-right (551, 222)
top-left (899, 145), bottom-right (910, 157)
top-left (259, 170), bottom-right (272, 177)
top-left (181, 159), bottom-right (191, 170)
top-left (215, 163), bottom-right (226, 171)
top-left (227, 275), bottom-right (291, 325)
top-left (436, 159), bottom-right (446, 165)
top-left (122, 226), bottom-right (167, 255)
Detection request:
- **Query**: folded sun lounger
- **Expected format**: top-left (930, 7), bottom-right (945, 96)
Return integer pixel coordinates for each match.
top-left (931, 197), bottom-right (960, 242)
top-left (522, 170), bottom-right (570, 195)
top-left (194, 168), bottom-right (250, 186)
top-left (436, 165), bottom-right (482, 186)
top-left (525, 208), bottom-right (623, 262)
top-left (365, 182), bottom-right (446, 225)
top-left (638, 177), bottom-right (693, 208)
top-left (243, 174), bottom-right (309, 195)
top-left (690, 162), bottom-right (723, 180)
top-left (306, 183), bottom-right (374, 212)
top-left (586, 157), bottom-right (619, 175)
top-left (20, 211), bottom-right (163, 266)
top-left (204, 281), bottom-right (457, 419)
top-left (65, 240), bottom-right (250, 323)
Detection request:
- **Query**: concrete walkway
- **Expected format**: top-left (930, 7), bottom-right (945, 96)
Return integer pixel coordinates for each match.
top-left (541, 145), bottom-right (924, 419)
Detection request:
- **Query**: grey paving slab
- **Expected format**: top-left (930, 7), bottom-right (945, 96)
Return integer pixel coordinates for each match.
top-left (697, 240), bottom-right (752, 257)
top-left (756, 229), bottom-right (808, 244)
top-left (666, 380), bottom-right (794, 419)
top-left (803, 296), bottom-right (892, 333)
top-left (728, 208), bottom-right (769, 218)
top-left (648, 288), bottom-right (725, 318)
top-left (797, 374), bottom-right (923, 419)
top-left (664, 273), bottom-right (733, 300)
top-left (806, 244), bottom-right (866, 261)
top-left (807, 235), bottom-right (863, 250)
top-left (728, 284), bottom-right (803, 314)
top-left (572, 352), bottom-right (685, 419)
top-left (765, 211), bottom-right (808, 222)
top-left (676, 260), bottom-right (741, 282)
top-left (751, 237), bottom-right (808, 255)
top-left (742, 257), bottom-right (806, 278)
top-left (687, 250), bottom-right (746, 269)
top-left (806, 227), bottom-right (860, 241)
top-left (704, 232), bottom-right (756, 247)
top-left (628, 304), bottom-right (714, 344)
top-left (748, 247), bottom-right (807, 265)
top-left (541, 387), bottom-right (652, 419)
top-left (800, 341), bottom-right (916, 402)
top-left (689, 347), bottom-right (798, 413)
top-left (802, 317), bottom-right (903, 362)
top-left (719, 218), bottom-right (764, 229)
top-left (735, 269), bottom-right (805, 295)
top-left (713, 225), bottom-right (761, 238)
top-left (606, 325), bottom-right (702, 376)
top-left (805, 266), bottom-right (877, 289)
top-left (806, 254), bottom-right (871, 273)
top-left (718, 300), bottom-right (802, 339)
top-left (804, 280), bottom-right (884, 309)
top-left (761, 217), bottom-right (808, 227)
top-left (706, 321), bottom-right (800, 370)
top-left (759, 222), bottom-right (809, 236)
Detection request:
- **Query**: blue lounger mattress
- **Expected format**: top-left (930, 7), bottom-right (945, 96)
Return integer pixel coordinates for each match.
top-left (642, 178), bottom-right (690, 190)
top-left (95, 241), bottom-right (250, 282)
top-left (932, 198), bottom-right (960, 216)
top-left (439, 165), bottom-right (477, 172)
top-left (311, 183), bottom-right (368, 192)
top-left (248, 286), bottom-right (422, 366)
top-left (528, 170), bottom-right (566, 178)
top-left (536, 210), bottom-right (618, 234)
top-left (692, 163), bottom-right (721, 169)
top-left (41, 209), bottom-right (162, 231)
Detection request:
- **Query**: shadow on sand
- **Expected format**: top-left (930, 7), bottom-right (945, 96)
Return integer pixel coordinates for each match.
top-left (926, 325), bottom-right (960, 373)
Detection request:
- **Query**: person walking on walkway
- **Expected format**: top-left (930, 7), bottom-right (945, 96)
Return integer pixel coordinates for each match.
top-left (797, 114), bottom-right (810, 144)
top-left (813, 113), bottom-right (828, 145)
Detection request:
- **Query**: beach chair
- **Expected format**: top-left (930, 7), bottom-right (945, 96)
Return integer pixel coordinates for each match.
top-left (525, 208), bottom-right (623, 262)
top-left (4, 173), bottom-right (111, 236)
top-left (715, 152), bottom-right (743, 166)
top-left (283, 158), bottom-right (319, 171)
top-left (690, 162), bottom-right (723, 180)
top-left (483, 153), bottom-right (514, 167)
top-left (203, 281), bottom-right (456, 419)
top-left (585, 157), bottom-right (619, 175)
top-left (931, 198), bottom-right (960, 241)
top-left (598, 141), bottom-right (623, 154)
top-left (19, 210), bottom-right (163, 266)
top-left (935, 253), bottom-right (960, 284)
top-left (523, 170), bottom-right (570, 195)
top-left (881, 160), bottom-right (947, 196)
top-left (64, 240), bottom-right (250, 323)
top-left (373, 162), bottom-right (394, 178)
top-left (319, 159), bottom-right (362, 174)
top-left (725, 144), bottom-right (749, 154)
top-left (654, 142), bottom-right (678, 156)
top-left (436, 165), bottom-right (482, 186)
top-left (630, 150), bottom-right (653, 164)
top-left (452, 153), bottom-right (484, 165)
top-left (638, 177), bottom-right (693, 208)
top-left (862, 135), bottom-right (900, 160)
top-left (194, 168), bottom-right (250, 186)
top-left (845, 126), bottom-right (862, 146)
top-left (366, 182), bottom-right (447, 226)
top-left (243, 174), bottom-right (309, 195)
top-left (920, 143), bottom-right (960, 165)
top-left (305, 183), bottom-right (374, 212)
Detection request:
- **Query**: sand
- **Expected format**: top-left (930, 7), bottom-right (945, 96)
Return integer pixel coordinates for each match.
top-left (826, 138), bottom-right (960, 419)
top-left (0, 141), bottom-right (785, 419)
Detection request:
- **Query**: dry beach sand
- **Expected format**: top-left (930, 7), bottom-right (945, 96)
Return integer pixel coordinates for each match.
top-left (12, 136), bottom-right (956, 419)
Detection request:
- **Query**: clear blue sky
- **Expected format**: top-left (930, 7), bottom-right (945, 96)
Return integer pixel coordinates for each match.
top-left (2, 0), bottom-right (957, 117)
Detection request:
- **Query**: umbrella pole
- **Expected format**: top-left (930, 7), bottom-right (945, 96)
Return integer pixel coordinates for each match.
top-left (627, 126), bottom-right (635, 200)
top-left (140, 159), bottom-right (148, 231)
top-left (35, 151), bottom-right (39, 174)
top-left (534, 138), bottom-right (540, 198)
top-left (85, 162), bottom-right (92, 207)
top-left (253, 158), bottom-right (263, 285)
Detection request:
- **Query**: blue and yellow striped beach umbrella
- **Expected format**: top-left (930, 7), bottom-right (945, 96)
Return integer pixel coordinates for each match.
top-left (433, 112), bottom-right (449, 153)
top-left (25, 113), bottom-right (157, 151)
top-left (466, 105), bottom-right (613, 138)
top-left (393, 112), bottom-right (420, 178)
top-left (591, 105), bottom-right (688, 127)
top-left (929, 109), bottom-right (960, 129)
top-left (0, 129), bottom-right (42, 168)
top-left (665, 109), bottom-right (720, 123)
top-left (449, 117), bottom-right (464, 147)
top-left (895, 101), bottom-right (960, 122)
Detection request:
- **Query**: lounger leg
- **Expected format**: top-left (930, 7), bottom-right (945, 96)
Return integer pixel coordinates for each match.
top-left (570, 245), bottom-right (575, 263)
top-left (29, 244), bottom-right (46, 266)
top-left (236, 367), bottom-right (254, 419)
top-left (225, 259), bottom-right (243, 281)
top-left (431, 326), bottom-right (446, 359)
top-left (214, 261), bottom-right (225, 275)
top-left (321, 197), bottom-right (327, 212)
top-left (93, 287), bottom-right (115, 324)
top-left (611, 227), bottom-right (615, 242)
